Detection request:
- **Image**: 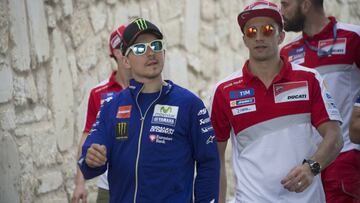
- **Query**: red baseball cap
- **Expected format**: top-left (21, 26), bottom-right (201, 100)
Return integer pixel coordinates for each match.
top-left (109, 24), bottom-right (127, 57)
top-left (237, 0), bottom-right (283, 33)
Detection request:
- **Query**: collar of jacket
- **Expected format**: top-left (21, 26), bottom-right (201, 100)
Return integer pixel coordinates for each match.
top-left (128, 79), bottom-right (173, 97)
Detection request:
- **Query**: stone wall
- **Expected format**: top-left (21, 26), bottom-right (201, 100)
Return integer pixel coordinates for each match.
top-left (0, 0), bottom-right (359, 202)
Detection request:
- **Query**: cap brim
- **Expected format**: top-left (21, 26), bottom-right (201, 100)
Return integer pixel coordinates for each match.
top-left (237, 9), bottom-right (283, 32)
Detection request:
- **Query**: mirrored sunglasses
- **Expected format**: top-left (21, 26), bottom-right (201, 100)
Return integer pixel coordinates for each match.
top-left (245, 24), bottom-right (275, 38)
top-left (125, 39), bottom-right (164, 56)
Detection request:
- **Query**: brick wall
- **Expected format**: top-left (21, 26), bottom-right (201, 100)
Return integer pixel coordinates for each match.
top-left (0, 0), bottom-right (359, 202)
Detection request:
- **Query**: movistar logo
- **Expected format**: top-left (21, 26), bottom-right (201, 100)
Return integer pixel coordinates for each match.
top-left (160, 106), bottom-right (172, 114)
top-left (134, 18), bottom-right (148, 30)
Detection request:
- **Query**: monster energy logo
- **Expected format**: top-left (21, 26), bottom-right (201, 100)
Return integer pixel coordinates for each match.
top-left (134, 18), bottom-right (148, 30)
top-left (116, 122), bottom-right (128, 140)
top-left (160, 106), bottom-right (172, 114)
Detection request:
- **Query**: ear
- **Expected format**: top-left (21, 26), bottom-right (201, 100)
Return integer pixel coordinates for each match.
top-left (243, 35), bottom-right (249, 48)
top-left (122, 55), bottom-right (131, 70)
top-left (278, 31), bottom-right (285, 45)
top-left (113, 49), bottom-right (122, 59)
top-left (301, 0), bottom-right (312, 14)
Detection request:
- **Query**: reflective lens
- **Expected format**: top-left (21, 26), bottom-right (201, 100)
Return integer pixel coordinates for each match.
top-left (126, 40), bottom-right (164, 56)
top-left (245, 24), bottom-right (275, 38)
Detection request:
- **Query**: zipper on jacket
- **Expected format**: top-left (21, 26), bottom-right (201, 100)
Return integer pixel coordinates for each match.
top-left (133, 86), bottom-right (163, 203)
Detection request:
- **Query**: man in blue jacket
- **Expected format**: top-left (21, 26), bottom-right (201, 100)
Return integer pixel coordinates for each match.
top-left (78, 18), bottom-right (220, 203)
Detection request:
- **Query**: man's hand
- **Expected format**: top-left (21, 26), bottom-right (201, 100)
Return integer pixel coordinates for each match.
top-left (85, 144), bottom-right (107, 168)
top-left (71, 181), bottom-right (87, 203)
top-left (281, 164), bottom-right (314, 193)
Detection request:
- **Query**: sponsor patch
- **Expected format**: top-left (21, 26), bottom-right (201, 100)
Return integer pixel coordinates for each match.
top-left (231, 104), bottom-right (256, 115)
top-left (230, 97), bottom-right (255, 107)
top-left (116, 122), bottom-right (128, 140)
top-left (273, 81), bottom-right (309, 103)
top-left (229, 88), bottom-right (254, 99)
top-left (149, 134), bottom-right (156, 142)
top-left (199, 117), bottom-right (211, 125)
top-left (151, 105), bottom-right (179, 127)
top-left (149, 125), bottom-right (175, 135)
top-left (197, 108), bottom-right (207, 116)
top-left (201, 126), bottom-right (213, 133)
top-left (318, 38), bottom-right (346, 56)
top-left (324, 92), bottom-right (337, 109)
top-left (223, 79), bottom-right (242, 90)
top-left (324, 92), bottom-right (340, 117)
top-left (288, 46), bottom-right (305, 64)
top-left (116, 105), bottom-right (132, 119)
top-left (100, 92), bottom-right (115, 105)
top-left (89, 128), bottom-right (97, 133)
top-left (206, 135), bottom-right (215, 144)
top-left (149, 134), bottom-right (173, 144)
top-left (325, 92), bottom-right (333, 100)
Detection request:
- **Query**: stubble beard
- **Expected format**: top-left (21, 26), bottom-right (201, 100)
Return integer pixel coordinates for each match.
top-left (283, 7), bottom-right (306, 32)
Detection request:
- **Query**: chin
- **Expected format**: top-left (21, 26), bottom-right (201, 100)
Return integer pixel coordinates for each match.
top-left (252, 55), bottom-right (272, 62)
top-left (146, 74), bottom-right (162, 80)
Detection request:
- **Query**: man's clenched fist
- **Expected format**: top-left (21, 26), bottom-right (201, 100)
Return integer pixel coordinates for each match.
top-left (85, 144), bottom-right (107, 168)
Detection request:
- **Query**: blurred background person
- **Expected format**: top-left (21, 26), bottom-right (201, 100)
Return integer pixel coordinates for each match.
top-left (280, 0), bottom-right (360, 202)
top-left (72, 24), bottom-right (131, 203)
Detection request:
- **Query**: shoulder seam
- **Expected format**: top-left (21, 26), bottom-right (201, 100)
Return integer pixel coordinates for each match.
top-left (91, 78), bottom-right (111, 92)
top-left (337, 22), bottom-right (360, 36)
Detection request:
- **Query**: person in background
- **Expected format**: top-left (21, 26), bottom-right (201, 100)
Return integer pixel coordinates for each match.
top-left (350, 95), bottom-right (360, 144)
top-left (210, 1), bottom-right (343, 202)
top-left (280, 0), bottom-right (360, 202)
top-left (71, 24), bottom-right (131, 203)
top-left (78, 18), bottom-right (220, 203)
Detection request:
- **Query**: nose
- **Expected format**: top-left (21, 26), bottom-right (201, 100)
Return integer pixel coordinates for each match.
top-left (255, 32), bottom-right (265, 41)
top-left (145, 44), bottom-right (155, 56)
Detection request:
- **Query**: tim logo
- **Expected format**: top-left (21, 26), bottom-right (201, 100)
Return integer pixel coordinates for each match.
top-left (116, 122), bottom-right (128, 140)
top-left (134, 18), bottom-right (148, 30)
top-left (229, 88), bottom-right (254, 99)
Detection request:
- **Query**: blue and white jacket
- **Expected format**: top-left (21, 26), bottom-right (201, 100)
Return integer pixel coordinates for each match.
top-left (79, 79), bottom-right (220, 203)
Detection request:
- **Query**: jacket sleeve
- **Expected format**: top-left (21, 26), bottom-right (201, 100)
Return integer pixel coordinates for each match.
top-left (78, 100), bottom-right (112, 180)
top-left (190, 97), bottom-right (220, 203)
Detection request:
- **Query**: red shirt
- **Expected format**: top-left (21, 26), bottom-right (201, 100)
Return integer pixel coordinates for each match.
top-left (280, 17), bottom-right (360, 68)
top-left (83, 71), bottom-right (123, 133)
top-left (280, 16), bottom-right (360, 152)
top-left (209, 58), bottom-right (342, 202)
top-left (211, 58), bottom-right (341, 142)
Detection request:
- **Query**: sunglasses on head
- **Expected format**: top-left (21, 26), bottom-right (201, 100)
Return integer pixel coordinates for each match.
top-left (245, 24), bottom-right (275, 38)
top-left (125, 39), bottom-right (164, 56)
